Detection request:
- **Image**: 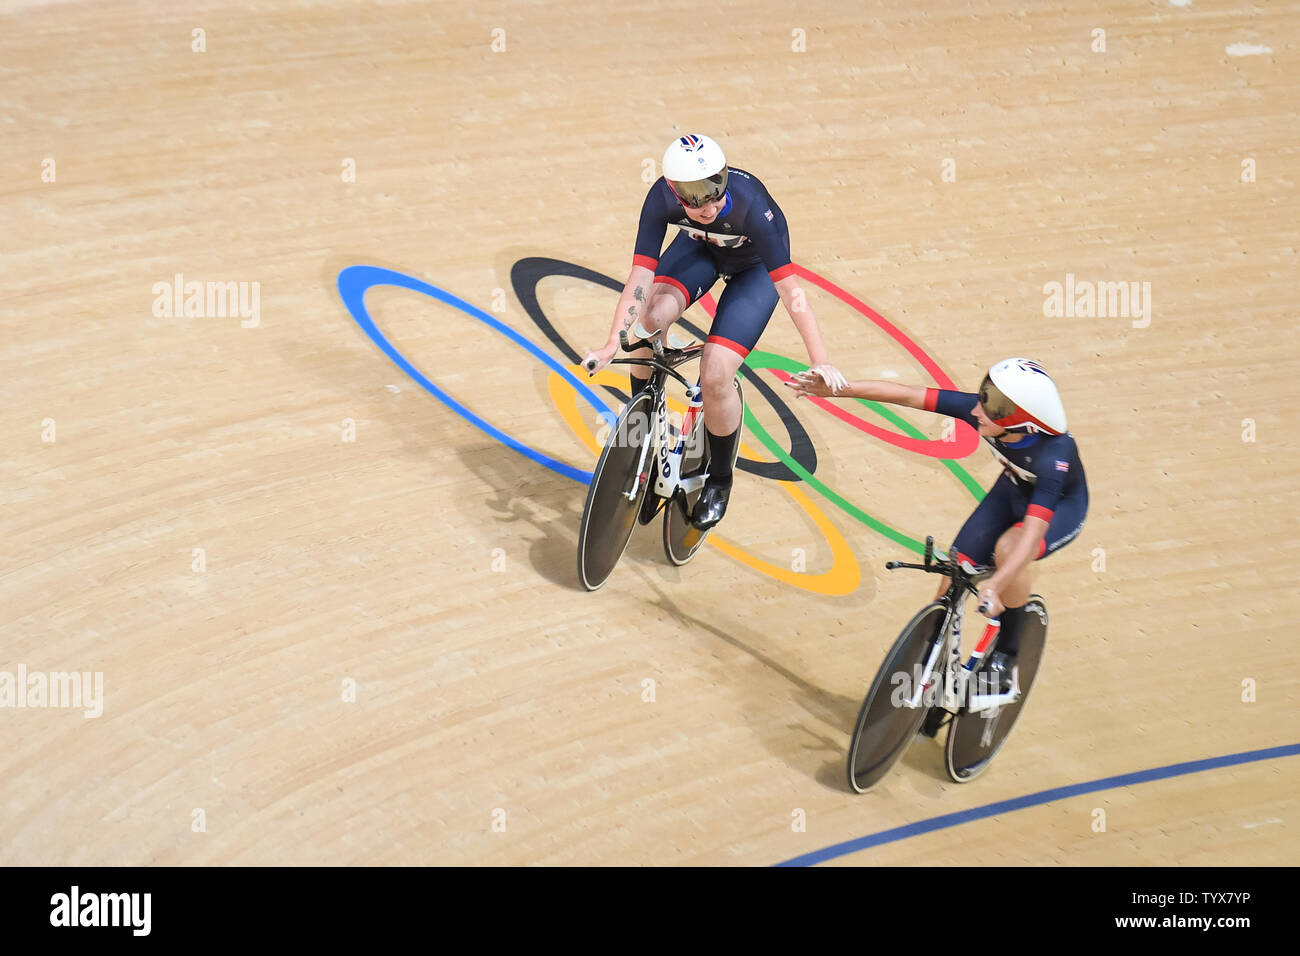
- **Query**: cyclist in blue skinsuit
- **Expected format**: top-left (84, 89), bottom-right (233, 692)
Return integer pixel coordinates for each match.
top-left (582, 133), bottom-right (845, 530)
top-left (788, 358), bottom-right (1088, 690)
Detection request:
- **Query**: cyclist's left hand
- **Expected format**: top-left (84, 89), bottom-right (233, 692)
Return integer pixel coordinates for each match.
top-left (808, 363), bottom-right (848, 395)
top-left (977, 587), bottom-right (1005, 619)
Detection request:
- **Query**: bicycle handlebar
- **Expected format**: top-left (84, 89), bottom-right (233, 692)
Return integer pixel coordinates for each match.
top-left (619, 326), bottom-right (666, 359)
top-left (886, 535), bottom-right (998, 613)
top-left (583, 325), bottom-right (703, 377)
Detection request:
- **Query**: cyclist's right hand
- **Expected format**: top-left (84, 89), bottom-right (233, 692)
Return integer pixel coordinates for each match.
top-left (785, 370), bottom-right (832, 398)
top-left (582, 343), bottom-right (618, 376)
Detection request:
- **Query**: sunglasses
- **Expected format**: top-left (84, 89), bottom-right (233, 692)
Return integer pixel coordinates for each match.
top-left (668, 178), bottom-right (727, 210)
top-left (978, 375), bottom-right (1017, 422)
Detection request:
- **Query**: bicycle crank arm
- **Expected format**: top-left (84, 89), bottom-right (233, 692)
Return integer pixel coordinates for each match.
top-left (964, 667), bottom-right (1021, 714)
top-left (678, 474), bottom-right (708, 495)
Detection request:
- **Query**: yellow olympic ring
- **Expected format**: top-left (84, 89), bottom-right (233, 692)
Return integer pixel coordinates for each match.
top-left (548, 368), bottom-right (860, 596)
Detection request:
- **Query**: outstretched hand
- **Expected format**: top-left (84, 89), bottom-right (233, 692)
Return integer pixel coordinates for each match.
top-left (808, 364), bottom-right (848, 395)
top-left (784, 368), bottom-right (844, 399)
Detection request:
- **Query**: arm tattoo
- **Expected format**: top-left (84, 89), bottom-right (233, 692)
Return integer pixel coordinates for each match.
top-left (623, 285), bottom-right (647, 330)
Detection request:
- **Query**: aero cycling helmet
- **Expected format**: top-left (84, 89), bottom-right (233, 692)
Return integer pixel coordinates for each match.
top-left (978, 358), bottom-right (1068, 436)
top-left (662, 134), bottom-right (728, 208)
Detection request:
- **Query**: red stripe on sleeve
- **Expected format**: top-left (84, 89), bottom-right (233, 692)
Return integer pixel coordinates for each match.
top-left (632, 254), bottom-right (658, 271)
top-left (924, 388), bottom-right (939, 412)
top-left (769, 263), bottom-right (796, 283)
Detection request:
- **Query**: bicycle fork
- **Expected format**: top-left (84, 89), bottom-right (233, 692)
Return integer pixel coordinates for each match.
top-left (623, 383), bottom-right (707, 502)
top-left (621, 392), bottom-right (661, 502)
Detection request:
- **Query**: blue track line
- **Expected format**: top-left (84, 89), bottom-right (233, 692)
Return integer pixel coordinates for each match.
top-left (777, 743), bottom-right (1300, 866)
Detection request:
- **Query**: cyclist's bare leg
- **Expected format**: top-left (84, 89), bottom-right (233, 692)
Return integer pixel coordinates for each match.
top-left (627, 284), bottom-right (688, 391)
top-left (690, 341), bottom-right (745, 529)
top-left (992, 527), bottom-right (1033, 608)
top-left (699, 342), bottom-right (744, 435)
top-left (983, 527), bottom-right (1036, 667)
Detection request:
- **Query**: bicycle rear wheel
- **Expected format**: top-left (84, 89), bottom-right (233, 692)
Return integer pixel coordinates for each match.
top-left (847, 602), bottom-right (948, 793)
top-left (577, 391), bottom-right (656, 591)
top-left (944, 595), bottom-right (1048, 782)
top-left (663, 378), bottom-right (743, 566)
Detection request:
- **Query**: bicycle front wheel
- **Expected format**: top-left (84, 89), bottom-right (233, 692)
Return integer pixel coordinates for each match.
top-left (847, 602), bottom-right (948, 793)
top-left (577, 391), bottom-right (656, 591)
top-left (944, 595), bottom-right (1048, 783)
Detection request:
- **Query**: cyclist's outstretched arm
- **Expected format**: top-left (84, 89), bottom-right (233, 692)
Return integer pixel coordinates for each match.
top-left (773, 274), bottom-right (847, 394)
top-left (784, 374), bottom-right (926, 409)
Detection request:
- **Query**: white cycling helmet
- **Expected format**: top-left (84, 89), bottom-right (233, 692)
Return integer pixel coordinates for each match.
top-left (662, 134), bottom-right (728, 208)
top-left (978, 358), bottom-right (1068, 436)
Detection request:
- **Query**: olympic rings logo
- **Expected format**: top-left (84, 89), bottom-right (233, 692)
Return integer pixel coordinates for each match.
top-left (337, 261), bottom-right (984, 595)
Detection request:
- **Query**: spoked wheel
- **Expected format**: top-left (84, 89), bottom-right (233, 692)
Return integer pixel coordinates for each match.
top-left (577, 391), bottom-right (656, 591)
top-left (847, 602), bottom-right (948, 793)
top-left (663, 378), bottom-right (743, 566)
top-left (944, 595), bottom-right (1048, 783)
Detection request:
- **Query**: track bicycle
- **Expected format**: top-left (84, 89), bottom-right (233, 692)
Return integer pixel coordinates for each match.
top-left (846, 537), bottom-right (1049, 792)
top-left (576, 324), bottom-right (743, 591)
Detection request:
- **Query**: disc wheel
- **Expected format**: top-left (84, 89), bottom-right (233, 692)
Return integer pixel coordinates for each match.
top-left (944, 596), bottom-right (1048, 783)
top-left (577, 391), bottom-right (656, 591)
top-left (847, 602), bottom-right (948, 793)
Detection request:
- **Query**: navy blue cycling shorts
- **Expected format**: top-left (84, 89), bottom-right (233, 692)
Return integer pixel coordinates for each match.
top-left (953, 474), bottom-right (1088, 567)
top-left (652, 232), bottom-right (778, 358)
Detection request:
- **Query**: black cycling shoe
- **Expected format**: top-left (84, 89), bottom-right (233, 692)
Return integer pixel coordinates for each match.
top-left (984, 650), bottom-right (1017, 695)
top-left (691, 478), bottom-right (732, 530)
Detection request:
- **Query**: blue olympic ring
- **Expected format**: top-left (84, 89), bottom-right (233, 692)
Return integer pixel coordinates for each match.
top-left (337, 265), bottom-right (617, 485)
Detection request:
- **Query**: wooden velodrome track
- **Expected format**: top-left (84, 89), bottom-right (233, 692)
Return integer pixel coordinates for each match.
top-left (3, 0), bottom-right (1297, 866)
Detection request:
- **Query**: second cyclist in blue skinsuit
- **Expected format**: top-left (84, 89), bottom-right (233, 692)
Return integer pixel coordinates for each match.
top-left (787, 358), bottom-right (1089, 694)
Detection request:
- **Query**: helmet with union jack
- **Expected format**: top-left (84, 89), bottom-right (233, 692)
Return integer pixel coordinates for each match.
top-left (979, 358), bottom-right (1068, 436)
top-left (662, 134), bottom-right (728, 208)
